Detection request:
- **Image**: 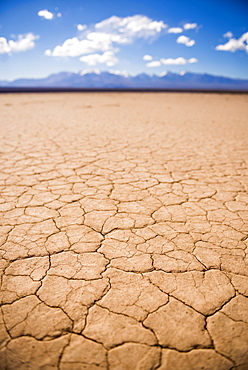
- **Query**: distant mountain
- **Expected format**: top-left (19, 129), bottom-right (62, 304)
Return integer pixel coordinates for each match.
top-left (1, 71), bottom-right (248, 91)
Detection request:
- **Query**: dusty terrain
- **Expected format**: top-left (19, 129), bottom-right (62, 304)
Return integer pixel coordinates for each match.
top-left (0, 92), bottom-right (247, 370)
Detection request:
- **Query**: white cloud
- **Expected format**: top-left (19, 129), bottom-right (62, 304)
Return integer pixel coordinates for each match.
top-left (79, 50), bottom-right (118, 66)
top-left (146, 60), bottom-right (161, 67)
top-left (216, 32), bottom-right (248, 52)
top-left (44, 49), bottom-right (52, 56)
top-left (77, 24), bottom-right (87, 31)
top-left (223, 31), bottom-right (233, 38)
top-left (179, 70), bottom-right (186, 76)
top-left (46, 14), bottom-right (167, 59)
top-left (168, 27), bottom-right (183, 34)
top-left (87, 32), bottom-right (113, 43)
top-left (160, 57), bottom-right (198, 65)
top-left (0, 33), bottom-right (39, 54)
top-left (57, 13), bottom-right (62, 18)
top-left (143, 54), bottom-right (153, 61)
top-left (142, 55), bottom-right (198, 66)
top-left (0, 37), bottom-right (11, 54)
top-left (38, 9), bottom-right (54, 20)
top-left (177, 35), bottom-right (195, 47)
top-left (45, 34), bottom-right (112, 57)
top-left (95, 15), bottom-right (167, 41)
top-left (161, 57), bottom-right (187, 65)
top-left (183, 23), bottom-right (197, 30)
top-left (188, 57), bottom-right (198, 63)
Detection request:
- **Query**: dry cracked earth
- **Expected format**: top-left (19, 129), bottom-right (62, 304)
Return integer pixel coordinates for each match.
top-left (0, 92), bottom-right (248, 370)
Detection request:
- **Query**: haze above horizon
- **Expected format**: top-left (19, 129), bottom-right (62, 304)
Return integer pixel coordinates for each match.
top-left (0, 0), bottom-right (248, 82)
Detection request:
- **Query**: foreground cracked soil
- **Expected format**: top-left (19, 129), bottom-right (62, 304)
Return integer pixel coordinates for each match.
top-left (0, 92), bottom-right (248, 369)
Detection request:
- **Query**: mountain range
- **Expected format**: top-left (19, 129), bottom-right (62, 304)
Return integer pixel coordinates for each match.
top-left (1, 71), bottom-right (248, 91)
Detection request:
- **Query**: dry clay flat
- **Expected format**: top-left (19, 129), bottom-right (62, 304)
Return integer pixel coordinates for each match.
top-left (0, 92), bottom-right (247, 369)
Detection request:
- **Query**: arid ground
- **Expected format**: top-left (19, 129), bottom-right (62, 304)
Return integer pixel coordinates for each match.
top-left (0, 92), bottom-right (248, 370)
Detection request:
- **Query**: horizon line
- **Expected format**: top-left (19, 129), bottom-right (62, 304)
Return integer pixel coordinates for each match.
top-left (1, 87), bottom-right (248, 94)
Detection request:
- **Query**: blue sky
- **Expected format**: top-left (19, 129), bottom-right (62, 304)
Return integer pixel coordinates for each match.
top-left (0, 0), bottom-right (248, 81)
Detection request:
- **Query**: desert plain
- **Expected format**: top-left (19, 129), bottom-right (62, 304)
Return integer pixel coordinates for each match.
top-left (0, 92), bottom-right (248, 369)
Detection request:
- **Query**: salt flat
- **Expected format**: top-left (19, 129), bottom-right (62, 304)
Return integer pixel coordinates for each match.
top-left (0, 92), bottom-right (247, 369)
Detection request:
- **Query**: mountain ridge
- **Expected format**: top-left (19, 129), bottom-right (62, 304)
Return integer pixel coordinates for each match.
top-left (1, 71), bottom-right (248, 91)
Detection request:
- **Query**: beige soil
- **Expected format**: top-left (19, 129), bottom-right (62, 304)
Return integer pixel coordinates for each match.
top-left (0, 92), bottom-right (248, 369)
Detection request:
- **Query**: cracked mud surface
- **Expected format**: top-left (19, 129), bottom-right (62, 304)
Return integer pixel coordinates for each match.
top-left (0, 92), bottom-right (248, 369)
